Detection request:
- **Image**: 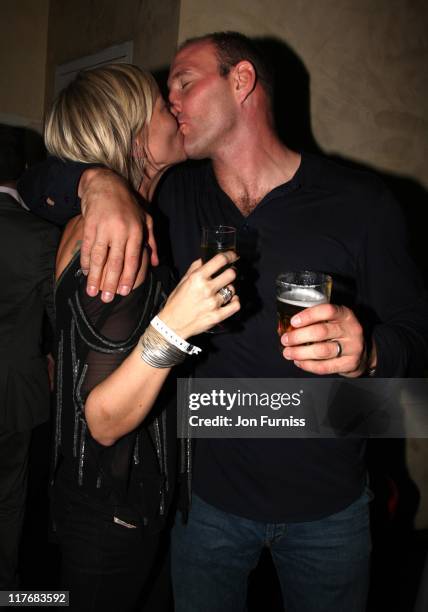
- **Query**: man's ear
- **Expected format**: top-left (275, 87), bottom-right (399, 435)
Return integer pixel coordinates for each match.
top-left (233, 60), bottom-right (257, 103)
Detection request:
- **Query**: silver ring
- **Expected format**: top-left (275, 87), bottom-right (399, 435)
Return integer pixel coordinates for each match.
top-left (218, 286), bottom-right (233, 305)
top-left (331, 340), bottom-right (343, 358)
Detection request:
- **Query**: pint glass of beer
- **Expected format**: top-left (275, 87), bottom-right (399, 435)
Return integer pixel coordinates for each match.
top-left (276, 271), bottom-right (332, 337)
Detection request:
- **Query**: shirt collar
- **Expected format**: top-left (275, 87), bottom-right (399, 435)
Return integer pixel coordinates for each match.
top-left (0, 186), bottom-right (29, 209)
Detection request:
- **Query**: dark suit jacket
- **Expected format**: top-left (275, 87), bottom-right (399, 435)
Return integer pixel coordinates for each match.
top-left (0, 192), bottom-right (60, 431)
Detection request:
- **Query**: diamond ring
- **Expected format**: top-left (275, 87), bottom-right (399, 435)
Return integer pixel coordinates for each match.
top-left (218, 286), bottom-right (233, 306)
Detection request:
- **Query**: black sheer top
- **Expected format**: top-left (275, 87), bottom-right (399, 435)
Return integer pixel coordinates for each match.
top-left (52, 251), bottom-right (177, 525)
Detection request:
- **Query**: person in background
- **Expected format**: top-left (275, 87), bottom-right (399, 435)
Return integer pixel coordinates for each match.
top-left (0, 124), bottom-right (60, 588)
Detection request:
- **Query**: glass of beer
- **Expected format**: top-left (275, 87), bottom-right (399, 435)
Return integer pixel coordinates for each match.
top-left (201, 226), bottom-right (237, 265)
top-left (201, 225), bottom-right (237, 332)
top-left (276, 271), bottom-right (332, 337)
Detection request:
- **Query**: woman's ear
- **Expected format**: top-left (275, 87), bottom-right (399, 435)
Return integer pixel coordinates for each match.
top-left (232, 60), bottom-right (257, 103)
top-left (133, 132), bottom-right (144, 159)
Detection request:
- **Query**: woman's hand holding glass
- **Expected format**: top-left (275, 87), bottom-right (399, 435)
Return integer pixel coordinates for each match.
top-left (159, 251), bottom-right (240, 339)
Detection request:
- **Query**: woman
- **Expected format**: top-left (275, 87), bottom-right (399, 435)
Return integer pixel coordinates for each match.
top-left (44, 64), bottom-right (239, 611)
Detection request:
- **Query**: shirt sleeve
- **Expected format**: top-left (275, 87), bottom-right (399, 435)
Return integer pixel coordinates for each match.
top-left (17, 157), bottom-right (100, 226)
top-left (357, 184), bottom-right (428, 376)
top-left (78, 289), bottom-right (143, 403)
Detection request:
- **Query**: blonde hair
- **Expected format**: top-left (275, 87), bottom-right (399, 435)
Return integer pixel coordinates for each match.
top-left (44, 63), bottom-right (158, 189)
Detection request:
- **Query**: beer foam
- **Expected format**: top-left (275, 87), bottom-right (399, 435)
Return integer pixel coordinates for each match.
top-left (278, 288), bottom-right (328, 308)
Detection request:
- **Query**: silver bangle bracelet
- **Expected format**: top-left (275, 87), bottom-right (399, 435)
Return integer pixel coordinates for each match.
top-left (140, 325), bottom-right (187, 369)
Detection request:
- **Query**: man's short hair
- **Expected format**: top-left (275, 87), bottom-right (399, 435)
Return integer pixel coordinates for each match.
top-left (180, 31), bottom-right (274, 101)
top-left (0, 125), bottom-right (25, 183)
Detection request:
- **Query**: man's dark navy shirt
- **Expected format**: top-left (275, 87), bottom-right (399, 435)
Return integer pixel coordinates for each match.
top-left (19, 153), bottom-right (428, 521)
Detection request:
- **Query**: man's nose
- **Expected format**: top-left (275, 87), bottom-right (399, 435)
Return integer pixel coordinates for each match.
top-left (168, 91), bottom-right (181, 117)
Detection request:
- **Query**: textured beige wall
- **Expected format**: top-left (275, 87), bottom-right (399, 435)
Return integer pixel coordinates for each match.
top-left (178, 0), bottom-right (428, 528)
top-left (45, 0), bottom-right (180, 110)
top-left (0, 0), bottom-right (50, 131)
top-left (178, 0), bottom-right (428, 189)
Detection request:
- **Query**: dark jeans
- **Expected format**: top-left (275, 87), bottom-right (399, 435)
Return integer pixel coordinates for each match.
top-left (52, 478), bottom-right (169, 612)
top-left (0, 428), bottom-right (31, 588)
top-left (172, 491), bottom-right (372, 612)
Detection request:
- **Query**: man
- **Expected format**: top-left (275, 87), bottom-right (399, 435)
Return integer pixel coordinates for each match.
top-left (19, 33), bottom-right (428, 611)
top-left (0, 125), bottom-right (60, 587)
